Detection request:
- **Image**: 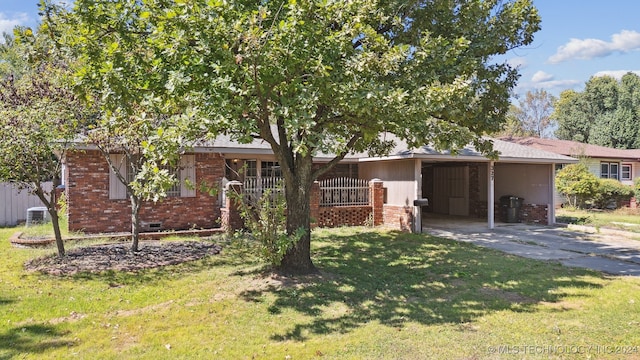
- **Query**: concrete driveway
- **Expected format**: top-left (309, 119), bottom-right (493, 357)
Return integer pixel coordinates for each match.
top-left (422, 216), bottom-right (640, 276)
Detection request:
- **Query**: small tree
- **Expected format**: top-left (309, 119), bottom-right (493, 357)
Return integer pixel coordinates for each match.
top-left (0, 28), bottom-right (85, 257)
top-left (45, 1), bottom-right (201, 251)
top-left (556, 163), bottom-right (599, 208)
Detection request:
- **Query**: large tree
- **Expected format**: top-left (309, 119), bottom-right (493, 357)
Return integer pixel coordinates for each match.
top-left (0, 27), bottom-right (84, 257)
top-left (554, 73), bottom-right (640, 148)
top-left (61, 0), bottom-right (540, 272)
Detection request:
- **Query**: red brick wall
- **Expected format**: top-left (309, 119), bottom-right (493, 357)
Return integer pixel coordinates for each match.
top-left (383, 205), bottom-right (413, 232)
top-left (317, 206), bottom-right (372, 227)
top-left (520, 203), bottom-right (548, 224)
top-left (66, 150), bottom-right (224, 233)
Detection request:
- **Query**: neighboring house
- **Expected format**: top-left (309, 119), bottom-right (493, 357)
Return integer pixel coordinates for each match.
top-left (501, 137), bottom-right (640, 206)
top-left (501, 137), bottom-right (640, 184)
top-left (62, 135), bottom-right (576, 234)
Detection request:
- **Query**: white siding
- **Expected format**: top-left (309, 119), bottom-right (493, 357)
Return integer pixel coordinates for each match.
top-left (0, 182), bottom-right (52, 226)
top-left (359, 159), bottom-right (417, 206)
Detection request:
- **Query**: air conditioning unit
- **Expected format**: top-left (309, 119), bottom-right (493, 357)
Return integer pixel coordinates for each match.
top-left (26, 207), bottom-right (49, 226)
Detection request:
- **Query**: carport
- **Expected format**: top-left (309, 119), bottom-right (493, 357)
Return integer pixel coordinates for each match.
top-left (359, 138), bottom-right (578, 232)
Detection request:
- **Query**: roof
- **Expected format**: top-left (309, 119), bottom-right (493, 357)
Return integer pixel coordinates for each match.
top-left (71, 132), bottom-right (578, 164)
top-left (499, 137), bottom-right (640, 161)
top-left (357, 135), bottom-right (577, 164)
top-left (201, 132), bottom-right (576, 164)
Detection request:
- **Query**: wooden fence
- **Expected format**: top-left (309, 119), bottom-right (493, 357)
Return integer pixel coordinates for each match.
top-left (0, 182), bottom-right (51, 226)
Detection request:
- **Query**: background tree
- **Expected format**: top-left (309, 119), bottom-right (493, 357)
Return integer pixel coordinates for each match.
top-left (0, 28), bottom-right (84, 257)
top-left (492, 104), bottom-right (528, 138)
top-left (515, 89), bottom-right (555, 137)
top-left (554, 73), bottom-right (640, 148)
top-left (61, 0), bottom-right (540, 273)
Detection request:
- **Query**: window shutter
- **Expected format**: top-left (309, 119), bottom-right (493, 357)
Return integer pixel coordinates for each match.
top-left (180, 154), bottom-right (196, 197)
top-left (109, 154), bottom-right (127, 200)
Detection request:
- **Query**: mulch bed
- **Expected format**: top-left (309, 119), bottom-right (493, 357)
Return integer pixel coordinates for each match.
top-left (24, 241), bottom-right (223, 276)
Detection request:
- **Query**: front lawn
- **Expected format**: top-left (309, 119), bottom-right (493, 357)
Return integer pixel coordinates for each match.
top-left (557, 207), bottom-right (640, 233)
top-left (1, 226), bottom-right (639, 359)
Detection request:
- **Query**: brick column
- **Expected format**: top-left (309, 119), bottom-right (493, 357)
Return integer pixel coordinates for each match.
top-left (310, 181), bottom-right (320, 228)
top-left (222, 180), bottom-right (244, 233)
top-left (370, 179), bottom-right (384, 226)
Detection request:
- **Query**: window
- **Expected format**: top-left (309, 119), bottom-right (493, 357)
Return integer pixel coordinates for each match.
top-left (601, 162), bottom-right (619, 180)
top-left (109, 154), bottom-right (195, 200)
top-left (125, 158), bottom-right (181, 197)
top-left (622, 164), bottom-right (632, 180)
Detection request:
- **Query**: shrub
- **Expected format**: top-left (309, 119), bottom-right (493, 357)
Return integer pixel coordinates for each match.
top-left (555, 163), bottom-right (599, 208)
top-left (235, 187), bottom-right (303, 267)
top-left (593, 178), bottom-right (634, 209)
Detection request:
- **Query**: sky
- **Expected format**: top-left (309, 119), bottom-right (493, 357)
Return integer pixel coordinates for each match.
top-left (2, 1), bottom-right (640, 98)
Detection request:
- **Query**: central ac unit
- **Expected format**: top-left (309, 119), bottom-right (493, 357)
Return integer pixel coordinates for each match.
top-left (26, 207), bottom-right (49, 226)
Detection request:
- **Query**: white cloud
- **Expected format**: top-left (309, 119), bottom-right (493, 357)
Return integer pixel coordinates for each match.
top-left (593, 70), bottom-right (640, 80)
top-left (548, 30), bottom-right (640, 64)
top-left (531, 70), bottom-right (554, 83)
top-left (0, 12), bottom-right (30, 36)
top-left (507, 56), bottom-right (528, 69)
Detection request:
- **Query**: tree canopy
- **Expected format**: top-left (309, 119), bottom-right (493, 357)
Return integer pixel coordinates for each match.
top-left (554, 73), bottom-right (640, 148)
top-left (56, 0), bottom-right (540, 272)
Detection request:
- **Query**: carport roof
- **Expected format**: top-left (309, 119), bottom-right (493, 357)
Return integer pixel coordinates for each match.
top-left (358, 136), bottom-right (579, 164)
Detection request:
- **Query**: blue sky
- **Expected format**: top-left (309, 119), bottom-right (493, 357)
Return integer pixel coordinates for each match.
top-left (2, 1), bottom-right (640, 97)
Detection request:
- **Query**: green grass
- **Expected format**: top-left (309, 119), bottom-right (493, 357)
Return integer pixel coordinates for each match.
top-left (557, 207), bottom-right (640, 232)
top-left (1, 226), bottom-right (640, 359)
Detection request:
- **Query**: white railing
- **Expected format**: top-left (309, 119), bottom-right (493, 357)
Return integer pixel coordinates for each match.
top-left (319, 177), bottom-right (369, 207)
top-left (243, 177), bottom-right (284, 205)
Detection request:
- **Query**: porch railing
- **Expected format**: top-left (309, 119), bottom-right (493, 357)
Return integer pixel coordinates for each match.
top-left (319, 177), bottom-right (369, 207)
top-left (243, 177), bottom-right (284, 205)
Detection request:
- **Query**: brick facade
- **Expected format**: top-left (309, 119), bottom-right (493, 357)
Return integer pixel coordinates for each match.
top-left (519, 203), bottom-right (548, 224)
top-left (65, 150), bottom-right (224, 233)
top-left (382, 205), bottom-right (414, 232)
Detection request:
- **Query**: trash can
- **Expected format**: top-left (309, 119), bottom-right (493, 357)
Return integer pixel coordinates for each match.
top-left (500, 195), bottom-right (524, 223)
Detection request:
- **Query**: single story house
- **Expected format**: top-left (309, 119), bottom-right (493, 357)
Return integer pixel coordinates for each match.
top-left (500, 137), bottom-right (640, 206)
top-left (501, 137), bottom-right (640, 184)
top-left (62, 135), bottom-right (576, 234)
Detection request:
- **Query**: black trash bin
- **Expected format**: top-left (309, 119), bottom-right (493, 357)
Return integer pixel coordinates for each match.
top-left (500, 195), bottom-right (524, 223)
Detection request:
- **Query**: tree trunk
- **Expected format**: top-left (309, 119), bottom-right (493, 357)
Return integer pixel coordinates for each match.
top-left (130, 195), bottom-right (141, 252)
top-left (277, 163), bottom-right (316, 274)
top-left (35, 186), bottom-right (65, 257)
top-left (50, 210), bottom-right (65, 257)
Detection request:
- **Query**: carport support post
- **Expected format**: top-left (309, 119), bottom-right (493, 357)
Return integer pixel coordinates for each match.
top-left (488, 161), bottom-right (495, 229)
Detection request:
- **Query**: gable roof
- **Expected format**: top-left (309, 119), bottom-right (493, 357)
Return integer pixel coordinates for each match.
top-left (500, 137), bottom-right (640, 161)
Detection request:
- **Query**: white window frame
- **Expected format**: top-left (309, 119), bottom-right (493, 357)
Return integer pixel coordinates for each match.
top-left (621, 163), bottom-right (632, 181)
top-left (600, 162), bottom-right (620, 180)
